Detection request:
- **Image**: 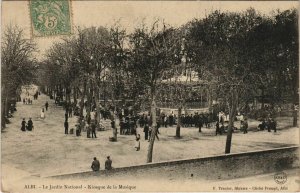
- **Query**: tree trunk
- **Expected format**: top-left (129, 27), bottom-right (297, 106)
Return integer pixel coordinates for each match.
top-left (208, 88), bottom-right (213, 109)
top-left (1, 87), bottom-right (7, 128)
top-left (261, 88), bottom-right (265, 109)
top-left (5, 94), bottom-right (9, 117)
top-left (111, 83), bottom-right (118, 140)
top-left (85, 80), bottom-right (93, 121)
top-left (1, 100), bottom-right (6, 128)
top-left (225, 96), bottom-right (237, 154)
top-left (94, 84), bottom-right (101, 126)
top-left (79, 82), bottom-right (87, 117)
top-left (176, 106), bottom-right (182, 138)
top-left (293, 90), bottom-right (298, 127)
top-left (147, 93), bottom-right (157, 163)
top-left (73, 86), bottom-right (77, 104)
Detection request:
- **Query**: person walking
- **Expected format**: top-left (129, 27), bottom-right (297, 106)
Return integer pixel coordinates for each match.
top-left (45, 101), bottom-right (49, 111)
top-left (64, 121), bottom-right (69, 134)
top-left (91, 157), bottom-right (100, 171)
top-left (91, 122), bottom-right (97, 138)
top-left (105, 156), bottom-right (112, 170)
top-left (21, 118), bottom-right (26, 131)
top-left (143, 123), bottom-right (149, 140)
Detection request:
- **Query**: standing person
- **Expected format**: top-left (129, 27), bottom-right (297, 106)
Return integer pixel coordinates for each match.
top-left (143, 123), bottom-right (149, 140)
top-left (119, 118), bottom-right (124, 135)
top-left (91, 157), bottom-right (100, 171)
top-left (270, 119), bottom-right (277, 133)
top-left (220, 123), bottom-right (225, 135)
top-left (40, 108), bottom-right (45, 119)
top-left (267, 118), bottom-right (272, 132)
top-left (135, 135), bottom-right (140, 151)
top-left (91, 122), bottom-right (97, 138)
top-left (139, 114), bottom-right (144, 128)
top-left (105, 156), bottom-right (112, 170)
top-left (111, 119), bottom-right (116, 130)
top-left (86, 114), bottom-right (91, 125)
top-left (64, 121), bottom-right (69, 134)
top-left (273, 119), bottom-right (277, 133)
top-left (164, 116), bottom-right (168, 128)
top-left (258, 120), bottom-right (266, 131)
top-left (68, 106), bottom-right (72, 117)
top-left (86, 124), bottom-right (91, 138)
top-left (243, 119), bottom-right (248, 134)
top-left (45, 101), bottom-right (49, 111)
top-left (27, 118), bottom-right (33, 131)
top-left (198, 116), bottom-right (203, 133)
top-left (215, 121), bottom-right (220, 135)
top-left (21, 118), bottom-right (26, 131)
top-left (23, 98), bottom-right (25, 104)
top-left (65, 112), bottom-right (68, 122)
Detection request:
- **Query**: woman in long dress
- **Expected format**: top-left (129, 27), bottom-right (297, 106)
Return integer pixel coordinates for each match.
top-left (40, 108), bottom-right (45, 119)
top-left (21, 118), bottom-right (26, 131)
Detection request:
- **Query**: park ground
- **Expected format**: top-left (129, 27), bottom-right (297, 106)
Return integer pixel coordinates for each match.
top-left (1, 91), bottom-right (299, 184)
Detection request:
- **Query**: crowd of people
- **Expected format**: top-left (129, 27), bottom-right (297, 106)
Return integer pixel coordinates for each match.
top-left (16, 88), bottom-right (282, 174)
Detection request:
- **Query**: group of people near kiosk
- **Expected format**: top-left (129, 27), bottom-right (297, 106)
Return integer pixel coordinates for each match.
top-left (258, 118), bottom-right (277, 132)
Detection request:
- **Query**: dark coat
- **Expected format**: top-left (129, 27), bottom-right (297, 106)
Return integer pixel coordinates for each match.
top-left (64, 122), bottom-right (69, 129)
top-left (21, 120), bottom-right (26, 131)
top-left (27, 120), bottom-right (33, 130)
top-left (105, 159), bottom-right (112, 170)
top-left (143, 125), bottom-right (149, 133)
top-left (91, 160), bottom-right (100, 171)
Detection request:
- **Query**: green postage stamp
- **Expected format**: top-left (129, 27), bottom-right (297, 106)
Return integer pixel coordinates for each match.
top-left (29, 0), bottom-right (72, 37)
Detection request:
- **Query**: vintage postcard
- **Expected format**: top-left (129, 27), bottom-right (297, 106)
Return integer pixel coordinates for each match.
top-left (1, 0), bottom-right (299, 192)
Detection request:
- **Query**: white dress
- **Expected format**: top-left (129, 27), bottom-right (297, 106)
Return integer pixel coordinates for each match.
top-left (41, 111), bottom-right (45, 119)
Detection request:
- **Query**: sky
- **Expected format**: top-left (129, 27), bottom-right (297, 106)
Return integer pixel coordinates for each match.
top-left (1, 1), bottom-right (298, 60)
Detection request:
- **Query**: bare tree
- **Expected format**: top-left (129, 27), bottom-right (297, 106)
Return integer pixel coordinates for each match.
top-left (1, 25), bottom-right (37, 128)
